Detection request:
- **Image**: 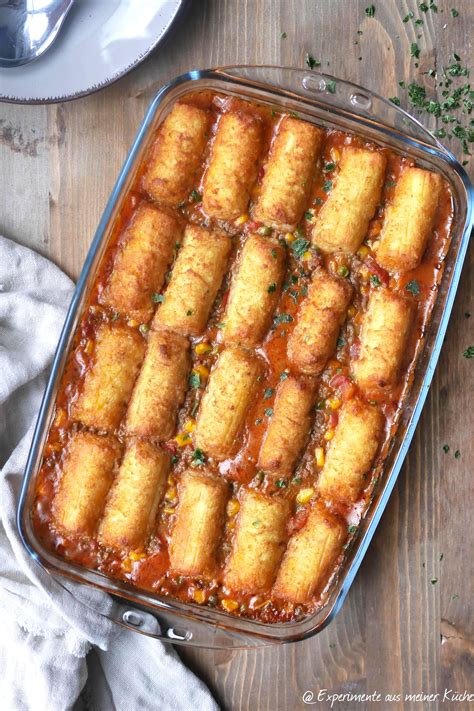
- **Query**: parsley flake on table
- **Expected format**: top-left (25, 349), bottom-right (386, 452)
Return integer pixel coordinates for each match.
top-left (365, 5), bottom-right (375, 17)
top-left (403, 11), bottom-right (414, 22)
top-left (406, 279), bottom-right (420, 296)
top-left (463, 346), bottom-right (474, 358)
top-left (411, 42), bottom-right (421, 59)
top-left (305, 54), bottom-right (320, 70)
top-left (281, 31), bottom-right (287, 38)
top-left (267, 282), bottom-right (277, 293)
top-left (326, 80), bottom-right (337, 94)
top-left (442, 444), bottom-right (450, 453)
top-left (451, 8), bottom-right (459, 17)
top-left (389, 97), bottom-right (401, 106)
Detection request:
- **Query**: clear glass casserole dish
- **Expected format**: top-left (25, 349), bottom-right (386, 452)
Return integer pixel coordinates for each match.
top-left (17, 66), bottom-right (473, 649)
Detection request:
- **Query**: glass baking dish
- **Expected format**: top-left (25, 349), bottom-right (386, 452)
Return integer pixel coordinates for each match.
top-left (17, 66), bottom-right (473, 649)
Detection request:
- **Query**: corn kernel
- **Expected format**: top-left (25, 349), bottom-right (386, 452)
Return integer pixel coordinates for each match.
top-left (193, 364), bottom-right (209, 379)
top-left (285, 232), bottom-right (296, 243)
top-left (347, 305), bottom-right (357, 318)
top-left (129, 550), bottom-right (145, 562)
top-left (235, 213), bottom-right (249, 226)
top-left (296, 487), bottom-right (315, 505)
top-left (84, 339), bottom-right (94, 355)
top-left (327, 396), bottom-right (342, 410)
top-left (166, 486), bottom-right (177, 501)
top-left (359, 266), bottom-right (370, 280)
top-left (184, 419), bottom-right (196, 433)
top-left (164, 506), bottom-right (176, 515)
top-left (330, 147), bottom-right (341, 163)
top-left (315, 447), bottom-right (325, 467)
top-left (221, 599), bottom-right (239, 612)
top-left (167, 475), bottom-right (176, 486)
top-left (122, 558), bottom-right (132, 573)
top-left (195, 342), bottom-right (212, 355)
top-left (193, 589), bottom-right (207, 604)
top-left (175, 432), bottom-right (191, 446)
top-left (227, 499), bottom-right (240, 517)
top-left (302, 251), bottom-right (312, 261)
top-left (55, 408), bottom-right (67, 427)
top-left (357, 245), bottom-right (370, 258)
top-left (324, 428), bottom-right (335, 441)
top-left (128, 319), bottom-right (139, 328)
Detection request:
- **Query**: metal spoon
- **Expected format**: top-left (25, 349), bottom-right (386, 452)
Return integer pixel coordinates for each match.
top-left (0, 0), bottom-right (75, 68)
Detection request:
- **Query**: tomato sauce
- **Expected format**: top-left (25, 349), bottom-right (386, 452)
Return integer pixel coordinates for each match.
top-left (31, 91), bottom-right (453, 625)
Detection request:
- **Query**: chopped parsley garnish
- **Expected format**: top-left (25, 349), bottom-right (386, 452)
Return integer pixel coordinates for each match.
top-left (280, 371), bottom-right (289, 381)
top-left (215, 321), bottom-right (226, 329)
top-left (281, 31), bottom-right (287, 38)
top-left (186, 309), bottom-right (193, 316)
top-left (275, 479), bottom-right (287, 488)
top-left (431, 577), bottom-right (438, 585)
top-left (337, 337), bottom-right (346, 348)
top-left (152, 293), bottom-right (165, 303)
top-left (411, 43), bottom-right (420, 59)
top-left (171, 454), bottom-right (179, 464)
top-left (338, 265), bottom-right (350, 278)
top-left (406, 279), bottom-right (420, 296)
top-left (267, 282), bottom-right (277, 293)
top-left (190, 189), bottom-right (202, 202)
top-left (442, 444), bottom-right (450, 453)
top-left (189, 372), bottom-right (201, 389)
top-left (191, 448), bottom-right (206, 466)
top-left (323, 162), bottom-right (336, 172)
top-left (252, 519), bottom-right (261, 527)
top-left (451, 8), bottom-right (458, 17)
top-left (322, 179), bottom-right (333, 192)
top-left (255, 417), bottom-right (263, 425)
top-left (403, 11), bottom-right (414, 21)
top-left (314, 197), bottom-right (323, 205)
top-left (370, 274), bottom-right (381, 287)
top-left (305, 54), bottom-right (320, 70)
top-left (291, 237), bottom-right (311, 258)
top-left (463, 346), bottom-right (474, 358)
top-left (263, 387), bottom-right (274, 400)
top-left (348, 525), bottom-right (357, 533)
top-left (386, 180), bottom-right (397, 187)
top-left (264, 407), bottom-right (274, 417)
top-left (455, 450), bottom-right (461, 459)
top-left (415, 18), bottom-right (423, 25)
top-left (257, 225), bottom-right (272, 236)
top-left (389, 96), bottom-right (401, 106)
top-left (326, 80), bottom-right (337, 94)
top-left (271, 248), bottom-right (278, 258)
top-left (304, 210), bottom-right (313, 221)
top-left (365, 5), bottom-right (375, 17)
top-left (138, 324), bottom-right (149, 335)
top-left (300, 284), bottom-right (308, 297)
top-left (273, 312), bottom-right (293, 327)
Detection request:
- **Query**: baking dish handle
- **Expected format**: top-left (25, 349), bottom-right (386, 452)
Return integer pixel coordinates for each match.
top-left (35, 559), bottom-right (270, 649)
top-left (213, 65), bottom-right (454, 159)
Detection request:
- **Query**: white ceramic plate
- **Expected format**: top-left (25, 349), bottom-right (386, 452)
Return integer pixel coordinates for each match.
top-left (0, 0), bottom-right (185, 103)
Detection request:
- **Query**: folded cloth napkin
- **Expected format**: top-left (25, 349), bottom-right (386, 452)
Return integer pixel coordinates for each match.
top-left (0, 236), bottom-right (219, 711)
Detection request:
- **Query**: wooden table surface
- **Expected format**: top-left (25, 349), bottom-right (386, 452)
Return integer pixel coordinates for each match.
top-left (1, 1), bottom-right (472, 709)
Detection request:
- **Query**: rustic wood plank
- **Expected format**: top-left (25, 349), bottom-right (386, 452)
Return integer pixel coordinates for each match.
top-left (0, 0), bottom-right (472, 709)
